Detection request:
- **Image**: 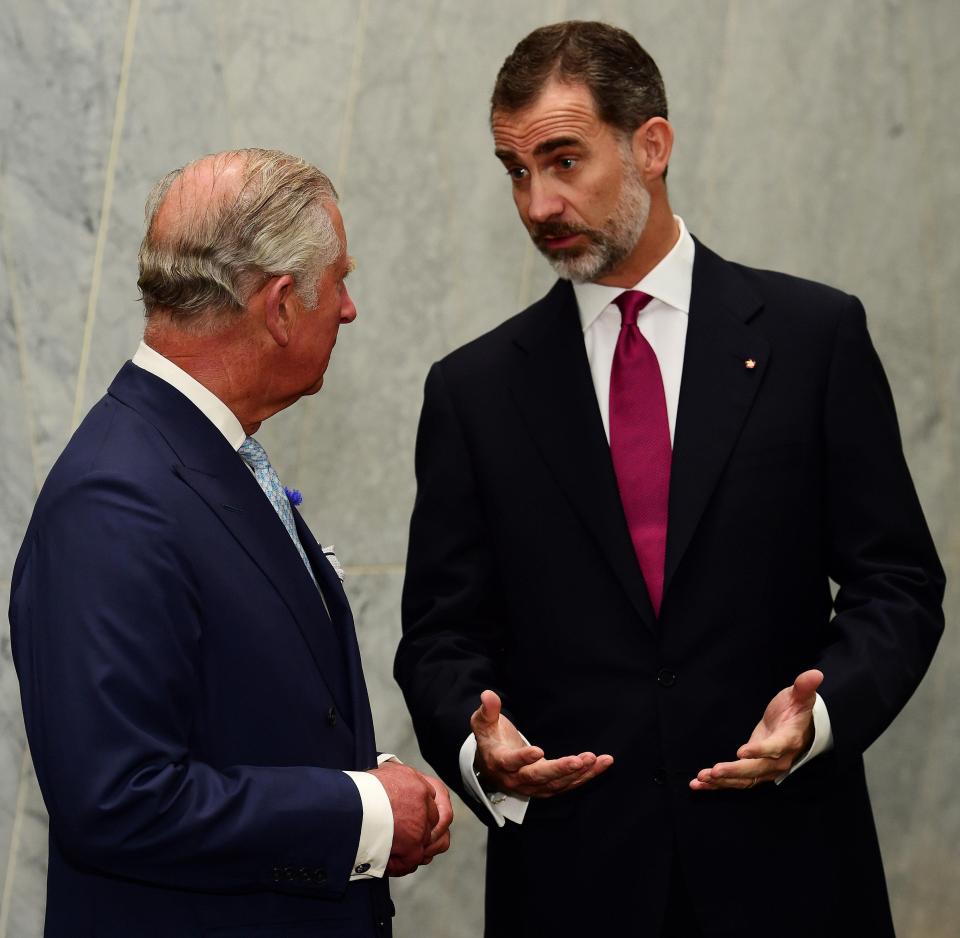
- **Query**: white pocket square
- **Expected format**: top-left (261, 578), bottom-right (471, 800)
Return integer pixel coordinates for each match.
top-left (321, 545), bottom-right (345, 581)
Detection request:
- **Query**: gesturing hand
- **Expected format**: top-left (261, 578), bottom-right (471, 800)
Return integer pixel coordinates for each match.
top-left (368, 762), bottom-right (448, 876)
top-left (471, 689), bottom-right (613, 799)
top-left (690, 669), bottom-right (823, 791)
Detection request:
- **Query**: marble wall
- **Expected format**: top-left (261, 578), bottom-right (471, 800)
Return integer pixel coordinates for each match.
top-left (1, 1), bottom-right (958, 935)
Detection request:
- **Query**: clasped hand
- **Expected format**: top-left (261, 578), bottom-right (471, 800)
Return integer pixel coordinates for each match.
top-left (471, 689), bottom-right (614, 798)
top-left (690, 669), bottom-right (823, 791)
top-left (368, 763), bottom-right (452, 876)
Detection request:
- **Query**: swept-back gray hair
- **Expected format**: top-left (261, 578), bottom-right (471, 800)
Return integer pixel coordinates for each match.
top-left (138, 148), bottom-right (340, 331)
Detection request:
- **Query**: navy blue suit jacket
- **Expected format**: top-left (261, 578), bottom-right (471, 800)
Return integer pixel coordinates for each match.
top-left (11, 363), bottom-right (393, 937)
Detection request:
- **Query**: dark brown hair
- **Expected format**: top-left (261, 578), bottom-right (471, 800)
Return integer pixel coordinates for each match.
top-left (491, 21), bottom-right (667, 135)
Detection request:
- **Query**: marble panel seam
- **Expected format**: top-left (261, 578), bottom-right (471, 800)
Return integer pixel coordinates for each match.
top-left (70, 0), bottom-right (141, 434)
top-left (0, 747), bottom-right (32, 938)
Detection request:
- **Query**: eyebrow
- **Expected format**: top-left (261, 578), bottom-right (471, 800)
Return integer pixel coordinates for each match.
top-left (495, 136), bottom-right (584, 162)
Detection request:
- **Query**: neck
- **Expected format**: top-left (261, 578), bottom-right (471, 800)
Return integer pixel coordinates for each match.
top-left (144, 320), bottom-right (268, 435)
top-left (595, 192), bottom-right (678, 288)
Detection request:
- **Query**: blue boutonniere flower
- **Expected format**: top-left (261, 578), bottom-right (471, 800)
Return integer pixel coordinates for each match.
top-left (284, 486), bottom-right (303, 507)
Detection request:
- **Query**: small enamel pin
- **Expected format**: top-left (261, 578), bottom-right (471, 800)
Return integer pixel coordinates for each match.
top-left (745, 358), bottom-right (757, 370)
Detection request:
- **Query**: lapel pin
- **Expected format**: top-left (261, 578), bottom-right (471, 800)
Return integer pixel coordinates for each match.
top-left (745, 358), bottom-right (757, 370)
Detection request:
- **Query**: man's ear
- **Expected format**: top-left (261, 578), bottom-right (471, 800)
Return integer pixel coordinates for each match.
top-left (631, 117), bottom-right (673, 182)
top-left (261, 275), bottom-right (298, 347)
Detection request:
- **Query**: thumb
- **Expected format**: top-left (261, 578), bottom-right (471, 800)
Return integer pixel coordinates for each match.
top-left (473, 689), bottom-right (502, 731)
top-left (792, 669), bottom-right (823, 707)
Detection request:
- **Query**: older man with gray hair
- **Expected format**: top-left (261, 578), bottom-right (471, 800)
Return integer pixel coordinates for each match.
top-left (11, 148), bottom-right (451, 938)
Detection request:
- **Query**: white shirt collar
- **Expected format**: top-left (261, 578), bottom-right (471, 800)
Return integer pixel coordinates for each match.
top-left (131, 340), bottom-right (247, 451)
top-left (573, 215), bottom-right (694, 332)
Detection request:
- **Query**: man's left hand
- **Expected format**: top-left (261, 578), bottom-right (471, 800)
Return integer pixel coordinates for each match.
top-left (689, 669), bottom-right (823, 791)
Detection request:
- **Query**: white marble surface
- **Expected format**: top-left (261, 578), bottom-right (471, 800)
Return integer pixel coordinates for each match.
top-left (2, 1), bottom-right (959, 936)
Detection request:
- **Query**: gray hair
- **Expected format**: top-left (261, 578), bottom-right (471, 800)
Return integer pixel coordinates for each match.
top-left (138, 148), bottom-right (340, 331)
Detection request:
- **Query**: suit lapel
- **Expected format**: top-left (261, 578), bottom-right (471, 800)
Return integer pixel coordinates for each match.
top-left (664, 241), bottom-right (768, 595)
top-left (294, 514), bottom-right (378, 764)
top-left (108, 364), bottom-right (354, 724)
top-left (509, 281), bottom-right (657, 629)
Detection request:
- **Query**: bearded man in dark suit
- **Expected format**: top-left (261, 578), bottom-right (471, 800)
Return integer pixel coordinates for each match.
top-left (395, 21), bottom-right (943, 938)
top-left (11, 148), bottom-right (452, 938)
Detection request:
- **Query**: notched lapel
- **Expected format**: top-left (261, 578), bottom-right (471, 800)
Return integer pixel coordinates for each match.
top-left (665, 244), bottom-right (769, 596)
top-left (110, 362), bottom-right (356, 732)
top-left (176, 463), bottom-right (354, 721)
top-left (293, 511), bottom-right (378, 764)
top-left (509, 281), bottom-right (657, 629)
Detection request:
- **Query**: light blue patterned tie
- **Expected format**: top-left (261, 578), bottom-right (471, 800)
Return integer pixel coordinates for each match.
top-left (238, 436), bottom-right (317, 585)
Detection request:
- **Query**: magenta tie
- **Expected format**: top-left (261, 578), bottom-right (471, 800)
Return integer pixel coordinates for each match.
top-left (609, 290), bottom-right (671, 616)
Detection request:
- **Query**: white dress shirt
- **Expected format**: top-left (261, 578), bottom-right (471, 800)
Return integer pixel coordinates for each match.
top-left (132, 341), bottom-right (394, 879)
top-left (460, 218), bottom-right (833, 825)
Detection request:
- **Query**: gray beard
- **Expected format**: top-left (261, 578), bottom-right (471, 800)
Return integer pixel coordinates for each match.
top-left (540, 168), bottom-right (651, 284)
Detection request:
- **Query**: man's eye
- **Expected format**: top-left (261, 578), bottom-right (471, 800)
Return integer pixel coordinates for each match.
top-left (557, 157), bottom-right (577, 170)
top-left (506, 166), bottom-right (528, 181)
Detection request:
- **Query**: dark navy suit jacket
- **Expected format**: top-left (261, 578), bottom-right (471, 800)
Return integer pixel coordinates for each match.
top-left (11, 363), bottom-right (393, 937)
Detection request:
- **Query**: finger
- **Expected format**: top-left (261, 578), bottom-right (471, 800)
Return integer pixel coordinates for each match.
top-left (424, 830), bottom-right (451, 860)
top-left (427, 780), bottom-right (454, 838)
top-left (490, 744), bottom-right (545, 773)
top-left (792, 669), bottom-right (823, 705)
top-left (540, 753), bottom-right (615, 794)
top-left (514, 752), bottom-right (614, 794)
top-left (516, 753), bottom-right (589, 785)
top-left (737, 727), bottom-right (808, 761)
top-left (695, 756), bottom-right (792, 788)
top-left (478, 689), bottom-right (501, 725)
top-left (424, 797), bottom-right (440, 841)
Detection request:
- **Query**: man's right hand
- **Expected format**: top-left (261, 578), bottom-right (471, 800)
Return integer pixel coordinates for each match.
top-left (368, 762), bottom-right (451, 876)
top-left (471, 689), bottom-right (613, 798)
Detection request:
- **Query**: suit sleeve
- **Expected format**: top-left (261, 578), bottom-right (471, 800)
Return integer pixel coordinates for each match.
top-left (816, 296), bottom-right (945, 761)
top-left (395, 362), bottom-right (510, 818)
top-left (11, 472), bottom-right (363, 896)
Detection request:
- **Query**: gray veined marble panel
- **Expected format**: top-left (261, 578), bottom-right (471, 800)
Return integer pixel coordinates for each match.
top-left (0, 0), bottom-right (132, 485)
top-left (0, 751), bottom-right (48, 938)
top-left (342, 569), bottom-right (486, 938)
top-left (0, 250), bottom-right (38, 580)
top-left (0, 583), bottom-right (25, 897)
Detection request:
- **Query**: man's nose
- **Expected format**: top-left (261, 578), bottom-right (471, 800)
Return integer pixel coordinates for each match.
top-left (340, 287), bottom-right (358, 324)
top-left (525, 176), bottom-right (563, 224)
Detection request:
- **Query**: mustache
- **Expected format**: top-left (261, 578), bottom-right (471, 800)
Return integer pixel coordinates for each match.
top-left (531, 222), bottom-right (602, 245)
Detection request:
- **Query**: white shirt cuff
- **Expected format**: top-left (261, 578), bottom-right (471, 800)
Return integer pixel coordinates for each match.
top-left (343, 756), bottom-right (397, 880)
top-left (776, 692), bottom-right (834, 783)
top-left (459, 733), bottom-right (530, 827)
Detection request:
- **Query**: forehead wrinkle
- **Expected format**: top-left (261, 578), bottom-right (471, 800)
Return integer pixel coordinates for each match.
top-left (492, 105), bottom-right (604, 159)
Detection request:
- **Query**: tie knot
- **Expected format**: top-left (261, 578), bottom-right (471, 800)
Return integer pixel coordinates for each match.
top-left (238, 436), bottom-right (270, 469)
top-left (614, 290), bottom-right (653, 328)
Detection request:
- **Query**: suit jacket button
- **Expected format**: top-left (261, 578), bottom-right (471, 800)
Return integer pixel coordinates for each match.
top-left (327, 706), bottom-right (337, 726)
top-left (653, 769), bottom-right (667, 786)
top-left (656, 668), bottom-right (677, 687)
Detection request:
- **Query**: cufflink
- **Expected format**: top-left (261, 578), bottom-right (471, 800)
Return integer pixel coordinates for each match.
top-left (354, 862), bottom-right (371, 875)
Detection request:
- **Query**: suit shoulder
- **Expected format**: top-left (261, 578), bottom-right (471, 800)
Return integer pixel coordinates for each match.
top-left (727, 259), bottom-right (862, 323)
